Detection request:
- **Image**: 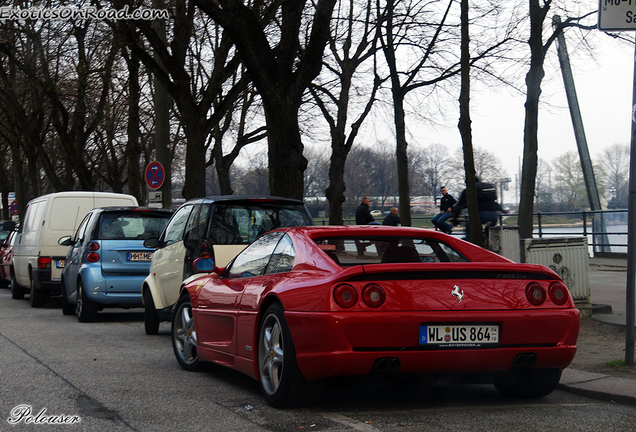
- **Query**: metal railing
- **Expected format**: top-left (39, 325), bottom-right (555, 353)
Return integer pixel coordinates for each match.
top-left (320, 209), bottom-right (629, 257)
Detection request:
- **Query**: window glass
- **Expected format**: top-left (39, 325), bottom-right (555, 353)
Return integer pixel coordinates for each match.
top-left (226, 231), bottom-right (284, 278)
top-left (265, 234), bottom-right (295, 274)
top-left (162, 205), bottom-right (194, 246)
top-left (73, 212), bottom-right (94, 243)
top-left (21, 201), bottom-right (43, 233)
top-left (98, 211), bottom-right (170, 240)
top-left (208, 203), bottom-right (310, 245)
top-left (313, 236), bottom-right (469, 266)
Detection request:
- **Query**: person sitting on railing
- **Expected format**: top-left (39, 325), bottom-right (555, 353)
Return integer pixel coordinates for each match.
top-left (451, 178), bottom-right (504, 241)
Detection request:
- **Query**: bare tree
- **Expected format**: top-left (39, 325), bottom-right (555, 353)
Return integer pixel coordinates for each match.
top-left (194, 0), bottom-right (338, 200)
top-left (310, 0), bottom-right (382, 224)
top-left (598, 143), bottom-right (629, 208)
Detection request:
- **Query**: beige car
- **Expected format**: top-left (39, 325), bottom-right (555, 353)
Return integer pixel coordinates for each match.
top-left (142, 196), bottom-right (313, 334)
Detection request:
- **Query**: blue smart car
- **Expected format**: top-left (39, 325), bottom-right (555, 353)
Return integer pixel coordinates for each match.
top-left (59, 207), bottom-right (172, 322)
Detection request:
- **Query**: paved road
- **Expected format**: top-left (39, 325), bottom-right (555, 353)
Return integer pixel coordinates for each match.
top-left (1, 290), bottom-right (635, 431)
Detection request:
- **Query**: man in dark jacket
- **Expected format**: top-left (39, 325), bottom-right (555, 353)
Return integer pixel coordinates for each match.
top-left (355, 197), bottom-right (375, 225)
top-left (431, 186), bottom-right (456, 234)
top-left (452, 179), bottom-right (503, 241)
top-left (382, 207), bottom-right (400, 226)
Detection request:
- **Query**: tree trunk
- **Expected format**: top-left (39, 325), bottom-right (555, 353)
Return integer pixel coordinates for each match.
top-left (518, 0), bottom-right (549, 240)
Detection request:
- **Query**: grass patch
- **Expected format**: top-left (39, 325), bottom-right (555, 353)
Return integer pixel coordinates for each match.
top-left (605, 359), bottom-right (631, 369)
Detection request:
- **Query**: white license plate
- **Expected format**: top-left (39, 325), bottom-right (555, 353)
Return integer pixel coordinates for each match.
top-left (420, 324), bottom-right (499, 348)
top-left (56, 260), bottom-right (66, 268)
top-left (127, 252), bottom-right (153, 261)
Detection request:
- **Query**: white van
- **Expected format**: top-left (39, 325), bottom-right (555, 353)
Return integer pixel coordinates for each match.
top-left (11, 192), bottom-right (139, 307)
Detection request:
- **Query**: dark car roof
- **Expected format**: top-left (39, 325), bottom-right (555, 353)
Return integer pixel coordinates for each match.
top-left (91, 207), bottom-right (173, 214)
top-left (179, 196), bottom-right (306, 206)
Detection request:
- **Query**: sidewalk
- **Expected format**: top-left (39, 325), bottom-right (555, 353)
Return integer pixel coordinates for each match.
top-left (557, 256), bottom-right (636, 405)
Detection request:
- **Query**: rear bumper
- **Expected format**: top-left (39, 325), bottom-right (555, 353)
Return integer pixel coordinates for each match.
top-left (285, 309), bottom-right (580, 381)
top-left (32, 269), bottom-right (61, 295)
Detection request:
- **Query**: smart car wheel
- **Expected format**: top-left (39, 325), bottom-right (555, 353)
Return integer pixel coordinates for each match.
top-left (10, 272), bottom-right (24, 300)
top-left (60, 279), bottom-right (75, 316)
top-left (76, 281), bottom-right (98, 322)
top-left (172, 295), bottom-right (201, 371)
top-left (144, 289), bottom-right (160, 335)
top-left (494, 368), bottom-right (562, 398)
top-left (258, 303), bottom-right (313, 408)
top-left (29, 278), bottom-right (46, 308)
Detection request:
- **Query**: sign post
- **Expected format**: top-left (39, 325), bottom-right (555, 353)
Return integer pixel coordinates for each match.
top-left (598, 0), bottom-right (635, 365)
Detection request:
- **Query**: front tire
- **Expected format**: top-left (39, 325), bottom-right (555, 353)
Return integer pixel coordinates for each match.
top-left (494, 368), bottom-right (562, 398)
top-left (76, 281), bottom-right (98, 322)
top-left (172, 294), bottom-right (201, 371)
top-left (144, 289), bottom-right (160, 335)
top-left (258, 303), bottom-right (314, 408)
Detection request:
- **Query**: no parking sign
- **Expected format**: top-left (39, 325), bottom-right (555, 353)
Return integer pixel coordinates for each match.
top-left (145, 161), bottom-right (165, 190)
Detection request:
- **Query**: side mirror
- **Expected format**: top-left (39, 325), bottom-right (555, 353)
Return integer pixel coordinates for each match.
top-left (58, 236), bottom-right (73, 246)
top-left (143, 238), bottom-right (159, 248)
top-left (3, 221), bottom-right (16, 231)
top-left (193, 257), bottom-right (219, 274)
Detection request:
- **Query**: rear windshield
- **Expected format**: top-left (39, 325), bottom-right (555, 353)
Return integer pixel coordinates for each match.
top-left (209, 203), bottom-right (312, 245)
top-left (98, 211), bottom-right (171, 240)
top-left (313, 236), bottom-right (469, 266)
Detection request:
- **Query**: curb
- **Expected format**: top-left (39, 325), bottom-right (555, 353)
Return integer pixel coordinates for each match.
top-left (558, 368), bottom-right (636, 406)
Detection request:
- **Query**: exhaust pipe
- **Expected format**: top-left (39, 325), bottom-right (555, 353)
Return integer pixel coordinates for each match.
top-left (373, 357), bottom-right (401, 373)
top-left (513, 353), bottom-right (538, 368)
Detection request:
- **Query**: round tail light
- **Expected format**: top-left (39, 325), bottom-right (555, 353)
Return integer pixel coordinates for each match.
top-left (362, 284), bottom-right (386, 308)
top-left (549, 281), bottom-right (569, 305)
top-left (526, 282), bottom-right (546, 306)
top-left (87, 252), bottom-right (100, 263)
top-left (88, 242), bottom-right (100, 251)
top-left (333, 284), bottom-right (358, 308)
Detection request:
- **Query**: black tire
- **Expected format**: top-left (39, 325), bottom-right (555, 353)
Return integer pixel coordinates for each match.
top-left (76, 281), bottom-right (98, 322)
top-left (60, 280), bottom-right (75, 316)
top-left (494, 368), bottom-right (562, 398)
top-left (172, 294), bottom-right (201, 371)
top-left (29, 278), bottom-right (46, 308)
top-left (257, 303), bottom-right (315, 408)
top-left (144, 289), bottom-right (160, 335)
top-left (10, 272), bottom-right (24, 300)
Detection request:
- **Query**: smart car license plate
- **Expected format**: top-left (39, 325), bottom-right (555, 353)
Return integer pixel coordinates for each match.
top-left (420, 324), bottom-right (499, 348)
top-left (56, 260), bottom-right (65, 268)
top-left (127, 252), bottom-right (153, 261)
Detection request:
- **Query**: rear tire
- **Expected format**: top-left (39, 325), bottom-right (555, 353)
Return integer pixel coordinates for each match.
top-left (494, 368), bottom-right (562, 398)
top-left (29, 278), bottom-right (46, 308)
top-left (144, 289), bottom-right (160, 335)
top-left (76, 281), bottom-right (98, 322)
top-left (11, 272), bottom-right (24, 300)
top-left (60, 280), bottom-right (75, 316)
top-left (258, 302), bottom-right (316, 408)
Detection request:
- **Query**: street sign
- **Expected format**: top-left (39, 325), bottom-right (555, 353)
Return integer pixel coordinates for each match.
top-left (149, 191), bottom-right (162, 203)
top-left (145, 161), bottom-right (165, 190)
top-left (10, 200), bottom-right (18, 215)
top-left (598, 0), bottom-right (636, 31)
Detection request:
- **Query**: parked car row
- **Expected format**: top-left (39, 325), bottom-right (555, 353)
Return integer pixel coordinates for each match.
top-left (1, 192), bottom-right (580, 408)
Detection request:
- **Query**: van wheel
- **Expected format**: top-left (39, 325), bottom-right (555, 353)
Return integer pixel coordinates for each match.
top-left (76, 282), bottom-right (98, 322)
top-left (11, 273), bottom-right (24, 300)
top-left (29, 279), bottom-right (46, 308)
top-left (144, 289), bottom-right (160, 335)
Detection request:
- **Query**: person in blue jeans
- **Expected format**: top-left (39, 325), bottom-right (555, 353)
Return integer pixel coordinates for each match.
top-left (432, 186), bottom-right (456, 234)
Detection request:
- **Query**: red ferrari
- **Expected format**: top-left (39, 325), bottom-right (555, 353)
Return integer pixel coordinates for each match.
top-left (172, 226), bottom-right (579, 408)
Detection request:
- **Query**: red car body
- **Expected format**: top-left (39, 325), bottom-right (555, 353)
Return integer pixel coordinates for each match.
top-left (0, 228), bottom-right (18, 287)
top-left (173, 226), bottom-right (580, 407)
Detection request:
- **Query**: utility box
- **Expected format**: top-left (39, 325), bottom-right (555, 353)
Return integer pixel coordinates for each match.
top-left (488, 226), bottom-right (521, 262)
top-left (523, 237), bottom-right (591, 317)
